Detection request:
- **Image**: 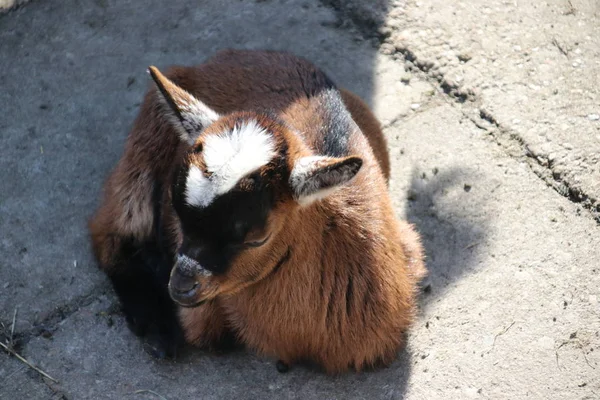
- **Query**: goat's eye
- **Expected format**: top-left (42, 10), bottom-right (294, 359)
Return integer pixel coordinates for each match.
top-left (244, 233), bottom-right (271, 248)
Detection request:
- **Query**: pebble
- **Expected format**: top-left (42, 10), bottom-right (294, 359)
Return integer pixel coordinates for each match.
top-left (587, 114), bottom-right (599, 121)
top-left (411, 103), bottom-right (420, 110)
top-left (380, 43), bottom-right (395, 55)
top-left (457, 52), bottom-right (472, 62)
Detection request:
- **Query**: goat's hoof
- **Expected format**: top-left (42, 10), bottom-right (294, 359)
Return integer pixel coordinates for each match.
top-left (276, 360), bottom-right (290, 373)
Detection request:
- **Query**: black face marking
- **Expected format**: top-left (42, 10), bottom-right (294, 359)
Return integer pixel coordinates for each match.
top-left (172, 168), bottom-right (275, 275)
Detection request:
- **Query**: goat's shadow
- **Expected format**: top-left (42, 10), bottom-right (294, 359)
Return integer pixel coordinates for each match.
top-left (156, 341), bottom-right (413, 400)
top-left (403, 167), bottom-right (489, 307)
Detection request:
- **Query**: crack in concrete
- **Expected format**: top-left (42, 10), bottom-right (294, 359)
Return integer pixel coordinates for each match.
top-left (13, 285), bottom-right (106, 346)
top-left (319, 0), bottom-right (600, 224)
top-left (2, 285), bottom-right (106, 398)
top-left (475, 108), bottom-right (599, 222)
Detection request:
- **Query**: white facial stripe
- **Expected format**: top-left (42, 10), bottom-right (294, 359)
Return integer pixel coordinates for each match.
top-left (185, 165), bottom-right (216, 207)
top-left (185, 119), bottom-right (276, 207)
top-left (203, 120), bottom-right (276, 194)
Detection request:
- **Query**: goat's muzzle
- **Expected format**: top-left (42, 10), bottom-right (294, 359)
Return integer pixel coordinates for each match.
top-left (168, 255), bottom-right (208, 307)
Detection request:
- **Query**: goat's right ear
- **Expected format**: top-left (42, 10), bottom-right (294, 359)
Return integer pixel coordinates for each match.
top-left (289, 155), bottom-right (363, 206)
top-left (148, 66), bottom-right (219, 145)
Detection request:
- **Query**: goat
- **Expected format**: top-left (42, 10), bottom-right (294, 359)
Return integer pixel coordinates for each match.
top-left (89, 49), bottom-right (426, 372)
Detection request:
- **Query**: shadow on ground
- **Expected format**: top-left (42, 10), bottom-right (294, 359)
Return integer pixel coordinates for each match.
top-left (404, 168), bottom-right (489, 308)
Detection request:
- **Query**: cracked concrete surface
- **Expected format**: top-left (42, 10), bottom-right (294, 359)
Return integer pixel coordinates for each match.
top-left (1, 0), bottom-right (599, 399)
top-left (371, 0), bottom-right (600, 221)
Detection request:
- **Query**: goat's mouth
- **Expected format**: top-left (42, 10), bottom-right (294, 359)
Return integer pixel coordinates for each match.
top-left (169, 282), bottom-right (203, 307)
top-left (168, 267), bottom-right (207, 307)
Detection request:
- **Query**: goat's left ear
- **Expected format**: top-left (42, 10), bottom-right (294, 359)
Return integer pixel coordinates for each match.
top-left (148, 66), bottom-right (219, 145)
top-left (289, 155), bottom-right (363, 206)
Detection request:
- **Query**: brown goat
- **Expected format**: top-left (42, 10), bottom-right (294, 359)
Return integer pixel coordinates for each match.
top-left (89, 49), bottom-right (426, 372)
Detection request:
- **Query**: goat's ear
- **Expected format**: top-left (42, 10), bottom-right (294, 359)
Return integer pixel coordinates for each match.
top-left (289, 155), bottom-right (363, 206)
top-left (148, 66), bottom-right (219, 145)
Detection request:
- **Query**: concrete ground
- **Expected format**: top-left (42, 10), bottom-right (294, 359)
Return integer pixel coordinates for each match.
top-left (0, 0), bottom-right (598, 399)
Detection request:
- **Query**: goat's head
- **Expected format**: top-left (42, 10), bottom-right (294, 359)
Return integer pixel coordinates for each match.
top-left (148, 66), bottom-right (363, 307)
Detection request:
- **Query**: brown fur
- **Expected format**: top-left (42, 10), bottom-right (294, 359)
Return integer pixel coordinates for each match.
top-left (89, 49), bottom-right (426, 373)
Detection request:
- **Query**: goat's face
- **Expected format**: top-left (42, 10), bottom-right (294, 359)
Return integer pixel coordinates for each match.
top-left (148, 66), bottom-right (362, 307)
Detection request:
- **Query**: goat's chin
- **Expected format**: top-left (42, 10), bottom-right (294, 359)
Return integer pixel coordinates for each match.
top-left (172, 279), bottom-right (258, 308)
top-left (173, 297), bottom-right (207, 308)
top-left (169, 287), bottom-right (209, 308)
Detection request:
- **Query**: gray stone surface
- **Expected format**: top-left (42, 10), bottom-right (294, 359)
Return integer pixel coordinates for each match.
top-left (0, 357), bottom-right (58, 399)
top-left (378, 0), bottom-right (600, 220)
top-left (1, 0), bottom-right (599, 399)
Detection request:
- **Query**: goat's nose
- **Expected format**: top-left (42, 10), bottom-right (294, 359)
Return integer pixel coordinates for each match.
top-left (169, 268), bottom-right (198, 293)
top-left (169, 266), bottom-right (202, 307)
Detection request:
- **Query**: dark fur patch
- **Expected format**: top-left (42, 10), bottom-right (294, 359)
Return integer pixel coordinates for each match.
top-left (109, 237), bottom-right (182, 358)
top-left (319, 229), bottom-right (328, 300)
top-left (318, 90), bottom-right (354, 158)
top-left (268, 246), bottom-right (292, 277)
top-left (243, 246), bottom-right (291, 284)
top-left (345, 274), bottom-right (354, 317)
top-left (101, 179), bottom-right (183, 358)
